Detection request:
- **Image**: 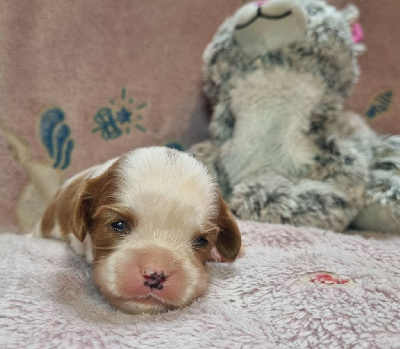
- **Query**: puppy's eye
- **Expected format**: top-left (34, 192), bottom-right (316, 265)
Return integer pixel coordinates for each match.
top-left (193, 237), bottom-right (209, 247)
top-left (111, 221), bottom-right (126, 233)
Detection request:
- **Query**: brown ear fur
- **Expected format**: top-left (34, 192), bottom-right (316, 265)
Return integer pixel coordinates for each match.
top-left (41, 173), bottom-right (87, 240)
top-left (215, 192), bottom-right (242, 262)
top-left (40, 162), bottom-right (119, 242)
top-left (71, 167), bottom-right (119, 242)
top-left (71, 187), bottom-right (92, 242)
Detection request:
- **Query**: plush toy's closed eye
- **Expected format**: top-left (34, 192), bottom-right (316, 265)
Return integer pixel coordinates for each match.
top-left (235, 7), bottom-right (293, 30)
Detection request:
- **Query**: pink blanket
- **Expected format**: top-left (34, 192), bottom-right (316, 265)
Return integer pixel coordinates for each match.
top-left (1, 221), bottom-right (399, 348)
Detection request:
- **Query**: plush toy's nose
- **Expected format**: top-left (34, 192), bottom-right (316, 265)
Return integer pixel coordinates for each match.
top-left (255, 0), bottom-right (271, 8)
top-left (142, 269), bottom-right (169, 290)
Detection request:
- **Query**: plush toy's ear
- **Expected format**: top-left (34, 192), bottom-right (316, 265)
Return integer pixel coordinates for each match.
top-left (215, 192), bottom-right (242, 262)
top-left (233, 0), bottom-right (307, 55)
top-left (341, 4), bottom-right (359, 24)
top-left (341, 4), bottom-right (365, 53)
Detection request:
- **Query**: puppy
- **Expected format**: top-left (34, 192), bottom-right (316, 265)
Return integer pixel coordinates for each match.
top-left (33, 146), bottom-right (241, 314)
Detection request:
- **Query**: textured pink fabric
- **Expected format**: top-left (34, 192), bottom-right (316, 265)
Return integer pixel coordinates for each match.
top-left (1, 221), bottom-right (399, 348)
top-left (0, 0), bottom-right (240, 232)
top-left (0, 0), bottom-right (399, 234)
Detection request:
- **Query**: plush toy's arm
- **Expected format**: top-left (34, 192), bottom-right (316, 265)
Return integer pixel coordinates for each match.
top-left (209, 101), bottom-right (235, 146)
top-left (229, 170), bottom-right (363, 233)
top-left (201, 16), bottom-right (237, 146)
top-left (187, 140), bottom-right (220, 177)
top-left (187, 140), bottom-right (232, 198)
top-left (227, 126), bottom-right (370, 232)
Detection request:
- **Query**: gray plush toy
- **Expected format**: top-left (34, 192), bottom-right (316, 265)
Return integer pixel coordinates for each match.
top-left (189, 0), bottom-right (400, 233)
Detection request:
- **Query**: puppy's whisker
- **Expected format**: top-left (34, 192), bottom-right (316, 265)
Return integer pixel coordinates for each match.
top-left (94, 246), bottom-right (117, 251)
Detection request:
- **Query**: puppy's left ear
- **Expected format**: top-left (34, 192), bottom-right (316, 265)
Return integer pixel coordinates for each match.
top-left (215, 192), bottom-right (242, 262)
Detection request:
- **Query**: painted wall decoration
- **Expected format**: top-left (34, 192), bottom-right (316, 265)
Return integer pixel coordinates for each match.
top-left (0, 123), bottom-right (65, 233)
top-left (364, 90), bottom-right (393, 119)
top-left (92, 87), bottom-right (147, 141)
top-left (164, 142), bottom-right (184, 151)
top-left (40, 108), bottom-right (74, 170)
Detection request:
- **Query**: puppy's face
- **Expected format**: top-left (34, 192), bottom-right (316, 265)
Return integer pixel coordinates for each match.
top-left (69, 148), bottom-right (241, 314)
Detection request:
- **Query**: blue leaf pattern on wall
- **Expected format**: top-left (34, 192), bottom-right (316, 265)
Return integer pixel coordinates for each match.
top-left (365, 90), bottom-right (393, 119)
top-left (40, 108), bottom-right (74, 169)
top-left (165, 142), bottom-right (184, 151)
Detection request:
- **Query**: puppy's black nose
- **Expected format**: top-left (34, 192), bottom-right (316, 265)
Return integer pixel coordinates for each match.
top-left (143, 271), bottom-right (168, 290)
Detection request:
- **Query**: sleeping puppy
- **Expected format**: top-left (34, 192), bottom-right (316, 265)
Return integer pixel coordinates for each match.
top-left (33, 146), bottom-right (241, 314)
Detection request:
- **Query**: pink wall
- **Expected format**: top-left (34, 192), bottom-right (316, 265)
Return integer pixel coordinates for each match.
top-left (0, 0), bottom-right (398, 232)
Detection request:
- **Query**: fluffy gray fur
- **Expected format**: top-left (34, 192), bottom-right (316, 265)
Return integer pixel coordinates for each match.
top-left (189, 0), bottom-right (400, 233)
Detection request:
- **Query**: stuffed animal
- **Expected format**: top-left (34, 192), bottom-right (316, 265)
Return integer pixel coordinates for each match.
top-left (189, 0), bottom-right (400, 233)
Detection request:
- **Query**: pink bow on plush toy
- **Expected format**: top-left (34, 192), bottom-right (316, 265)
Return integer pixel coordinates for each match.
top-left (352, 22), bottom-right (364, 43)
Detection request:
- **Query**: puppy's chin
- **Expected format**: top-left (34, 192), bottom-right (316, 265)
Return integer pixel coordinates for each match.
top-left (95, 292), bottom-right (179, 315)
top-left (92, 247), bottom-right (210, 315)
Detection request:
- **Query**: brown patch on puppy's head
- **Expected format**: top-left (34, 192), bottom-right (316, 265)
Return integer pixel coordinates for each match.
top-left (71, 164), bottom-right (119, 244)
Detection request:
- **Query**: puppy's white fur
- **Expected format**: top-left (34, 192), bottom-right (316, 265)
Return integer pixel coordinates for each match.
top-left (35, 147), bottom-right (241, 314)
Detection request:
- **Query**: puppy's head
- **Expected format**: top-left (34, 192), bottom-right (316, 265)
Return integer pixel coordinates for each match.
top-left (71, 147), bottom-right (241, 314)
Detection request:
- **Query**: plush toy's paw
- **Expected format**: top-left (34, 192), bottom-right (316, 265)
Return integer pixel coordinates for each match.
top-left (352, 204), bottom-right (400, 233)
top-left (230, 174), bottom-right (359, 232)
top-left (386, 135), bottom-right (400, 151)
top-left (352, 170), bottom-right (400, 233)
top-left (230, 175), bottom-right (297, 223)
top-left (351, 137), bottom-right (400, 233)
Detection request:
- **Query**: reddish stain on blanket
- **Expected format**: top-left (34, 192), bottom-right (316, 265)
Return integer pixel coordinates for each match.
top-left (310, 273), bottom-right (350, 285)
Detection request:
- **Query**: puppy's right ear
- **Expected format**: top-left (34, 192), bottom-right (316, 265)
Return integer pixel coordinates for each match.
top-left (71, 185), bottom-right (92, 243)
top-left (40, 171), bottom-right (92, 241)
top-left (71, 167), bottom-right (118, 242)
